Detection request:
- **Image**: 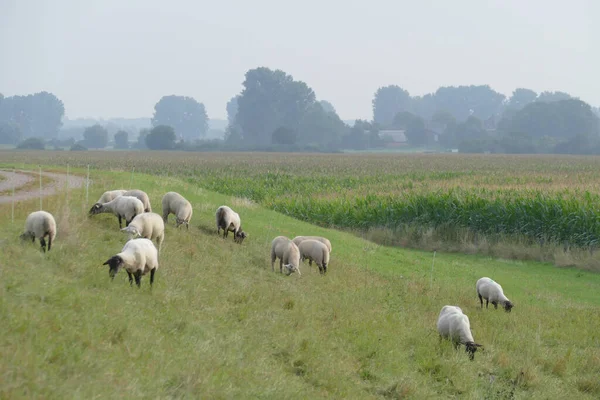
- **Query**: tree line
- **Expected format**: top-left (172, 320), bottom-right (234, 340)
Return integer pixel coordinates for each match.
top-left (2, 67), bottom-right (600, 154)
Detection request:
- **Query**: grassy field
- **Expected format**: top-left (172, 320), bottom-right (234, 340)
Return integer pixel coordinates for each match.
top-left (0, 160), bottom-right (599, 399)
top-left (3, 151), bottom-right (600, 269)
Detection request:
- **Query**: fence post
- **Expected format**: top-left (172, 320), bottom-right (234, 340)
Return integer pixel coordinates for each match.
top-left (86, 165), bottom-right (90, 205)
top-left (12, 168), bottom-right (15, 223)
top-left (39, 165), bottom-right (42, 210)
top-left (130, 167), bottom-right (135, 188)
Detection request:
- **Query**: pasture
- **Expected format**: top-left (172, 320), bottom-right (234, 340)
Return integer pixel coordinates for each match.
top-left (0, 152), bottom-right (599, 398)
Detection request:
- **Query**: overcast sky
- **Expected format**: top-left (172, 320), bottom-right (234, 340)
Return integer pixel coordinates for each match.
top-left (0, 0), bottom-right (597, 120)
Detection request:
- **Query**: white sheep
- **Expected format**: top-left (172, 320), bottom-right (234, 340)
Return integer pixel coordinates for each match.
top-left (476, 277), bottom-right (514, 312)
top-left (121, 212), bottom-right (165, 254)
top-left (270, 236), bottom-right (301, 275)
top-left (215, 205), bottom-right (247, 244)
top-left (89, 195), bottom-right (144, 228)
top-left (20, 210), bottom-right (57, 252)
top-left (436, 305), bottom-right (483, 360)
top-left (297, 239), bottom-right (330, 274)
top-left (123, 189), bottom-right (152, 213)
top-left (102, 238), bottom-right (159, 287)
top-left (96, 189), bottom-right (127, 205)
top-left (161, 191), bottom-right (192, 229)
top-left (292, 236), bottom-right (332, 266)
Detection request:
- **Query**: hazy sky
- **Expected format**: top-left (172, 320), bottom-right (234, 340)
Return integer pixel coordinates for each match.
top-left (1, 0), bottom-right (597, 120)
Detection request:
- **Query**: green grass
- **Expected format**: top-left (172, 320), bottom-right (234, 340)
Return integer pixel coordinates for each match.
top-left (0, 166), bottom-right (599, 398)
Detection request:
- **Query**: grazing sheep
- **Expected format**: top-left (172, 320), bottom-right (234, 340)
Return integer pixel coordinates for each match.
top-left (292, 236), bottom-right (332, 266)
top-left (20, 210), bottom-right (56, 252)
top-left (437, 305), bottom-right (483, 360)
top-left (297, 239), bottom-right (330, 274)
top-left (89, 195), bottom-right (144, 228)
top-left (121, 212), bottom-right (165, 254)
top-left (102, 238), bottom-right (159, 288)
top-left (476, 277), bottom-right (514, 312)
top-left (161, 191), bottom-right (192, 229)
top-left (270, 236), bottom-right (301, 275)
top-left (215, 205), bottom-right (247, 244)
top-left (96, 189), bottom-right (127, 205)
top-left (123, 189), bottom-right (152, 213)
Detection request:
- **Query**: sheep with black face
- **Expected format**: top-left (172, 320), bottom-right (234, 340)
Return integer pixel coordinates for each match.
top-left (102, 238), bottom-right (159, 288)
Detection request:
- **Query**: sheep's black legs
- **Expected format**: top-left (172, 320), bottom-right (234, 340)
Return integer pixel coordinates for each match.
top-left (47, 235), bottom-right (52, 252)
top-left (118, 215), bottom-right (122, 228)
top-left (134, 270), bottom-right (142, 288)
top-left (493, 302), bottom-right (498, 309)
top-left (150, 268), bottom-right (155, 286)
top-left (127, 271), bottom-right (133, 286)
top-left (478, 294), bottom-right (483, 308)
top-left (485, 299), bottom-right (489, 309)
top-left (39, 238), bottom-right (46, 252)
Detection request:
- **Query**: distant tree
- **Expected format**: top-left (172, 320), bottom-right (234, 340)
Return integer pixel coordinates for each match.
top-left (70, 142), bottom-right (88, 151)
top-left (431, 110), bottom-right (456, 126)
top-left (134, 128), bottom-right (150, 149)
top-left (0, 92), bottom-right (64, 139)
top-left (82, 124), bottom-right (108, 148)
top-left (434, 85), bottom-right (505, 121)
top-left (152, 95), bottom-right (209, 140)
top-left (146, 125), bottom-right (176, 150)
top-left (393, 111), bottom-right (427, 146)
top-left (319, 100), bottom-right (336, 114)
top-left (536, 91), bottom-right (572, 103)
top-left (224, 124), bottom-right (243, 144)
top-left (271, 126), bottom-right (297, 145)
top-left (226, 95), bottom-right (240, 127)
top-left (0, 122), bottom-right (22, 145)
top-left (410, 94), bottom-right (437, 120)
top-left (236, 67), bottom-right (315, 146)
top-left (114, 130), bottom-right (129, 149)
top-left (341, 120), bottom-right (368, 150)
top-left (16, 137), bottom-right (45, 150)
top-left (507, 88), bottom-right (537, 110)
top-left (372, 85), bottom-right (411, 127)
top-left (504, 99), bottom-right (599, 140)
top-left (297, 102), bottom-right (348, 148)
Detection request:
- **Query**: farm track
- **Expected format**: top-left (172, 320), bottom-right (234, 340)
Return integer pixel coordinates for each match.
top-left (0, 170), bottom-right (85, 204)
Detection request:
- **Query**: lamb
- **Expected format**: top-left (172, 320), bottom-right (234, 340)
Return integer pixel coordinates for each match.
top-left (123, 189), bottom-right (152, 213)
top-left (215, 205), bottom-right (247, 244)
top-left (270, 236), bottom-right (301, 275)
top-left (102, 238), bottom-right (159, 288)
top-left (161, 191), bottom-right (192, 229)
top-left (89, 195), bottom-right (144, 228)
top-left (96, 189), bottom-right (127, 204)
top-left (297, 239), bottom-right (330, 274)
top-left (292, 236), bottom-right (332, 266)
top-left (20, 210), bottom-right (57, 252)
top-left (476, 277), bottom-right (514, 312)
top-left (436, 305), bottom-right (483, 360)
top-left (121, 212), bottom-right (165, 254)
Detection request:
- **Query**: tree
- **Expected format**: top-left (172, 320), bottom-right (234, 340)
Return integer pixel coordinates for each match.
top-left (372, 85), bottom-right (411, 127)
top-left (134, 128), bottom-right (150, 149)
top-left (393, 111), bottom-right (427, 146)
top-left (236, 67), bottom-right (315, 146)
top-left (226, 95), bottom-right (240, 127)
top-left (82, 124), bottom-right (108, 148)
top-left (16, 137), bottom-right (45, 150)
top-left (434, 85), bottom-right (505, 121)
top-left (0, 122), bottom-right (22, 145)
top-left (145, 125), bottom-right (176, 150)
top-left (271, 126), bottom-right (297, 145)
top-left (297, 102), bottom-right (348, 148)
top-left (503, 99), bottom-right (599, 140)
top-left (152, 95), bottom-right (208, 141)
top-left (536, 91), bottom-right (572, 103)
top-left (507, 88), bottom-right (537, 110)
top-left (114, 130), bottom-right (129, 149)
top-left (319, 100), bottom-right (336, 114)
top-left (0, 92), bottom-right (64, 139)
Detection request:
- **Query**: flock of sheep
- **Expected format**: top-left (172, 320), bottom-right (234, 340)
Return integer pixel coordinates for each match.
top-left (18, 187), bottom-right (514, 361)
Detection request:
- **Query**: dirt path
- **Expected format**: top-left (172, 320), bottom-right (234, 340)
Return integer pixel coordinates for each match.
top-left (0, 170), bottom-right (86, 204)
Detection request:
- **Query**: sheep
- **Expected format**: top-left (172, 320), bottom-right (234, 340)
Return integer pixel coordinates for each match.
top-left (436, 305), bottom-right (483, 360)
top-left (121, 212), bottom-right (165, 254)
top-left (476, 277), bottom-right (514, 312)
top-left (292, 236), bottom-right (332, 266)
top-left (297, 239), bottom-right (330, 274)
top-left (102, 238), bottom-right (159, 288)
top-left (270, 236), bottom-right (301, 275)
top-left (89, 195), bottom-right (144, 228)
top-left (123, 189), bottom-right (152, 213)
top-left (20, 210), bottom-right (57, 252)
top-left (215, 205), bottom-right (247, 244)
top-left (161, 191), bottom-right (192, 229)
top-left (96, 189), bottom-right (127, 205)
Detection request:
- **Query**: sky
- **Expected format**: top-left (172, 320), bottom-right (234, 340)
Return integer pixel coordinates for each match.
top-left (0, 0), bottom-right (598, 121)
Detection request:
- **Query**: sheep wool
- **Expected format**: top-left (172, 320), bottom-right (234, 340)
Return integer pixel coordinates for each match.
top-left (297, 239), bottom-right (330, 274)
top-left (436, 305), bottom-right (482, 360)
top-left (123, 189), bottom-right (152, 213)
top-left (270, 236), bottom-right (300, 275)
top-left (96, 189), bottom-right (127, 205)
top-left (102, 238), bottom-right (159, 288)
top-left (215, 205), bottom-right (247, 244)
top-left (20, 210), bottom-right (57, 252)
top-left (161, 191), bottom-right (193, 229)
top-left (121, 212), bottom-right (165, 254)
top-left (89, 195), bottom-right (144, 228)
top-left (476, 277), bottom-right (514, 312)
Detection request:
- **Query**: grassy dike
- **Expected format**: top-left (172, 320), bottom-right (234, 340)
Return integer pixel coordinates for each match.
top-left (0, 166), bottom-right (598, 399)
